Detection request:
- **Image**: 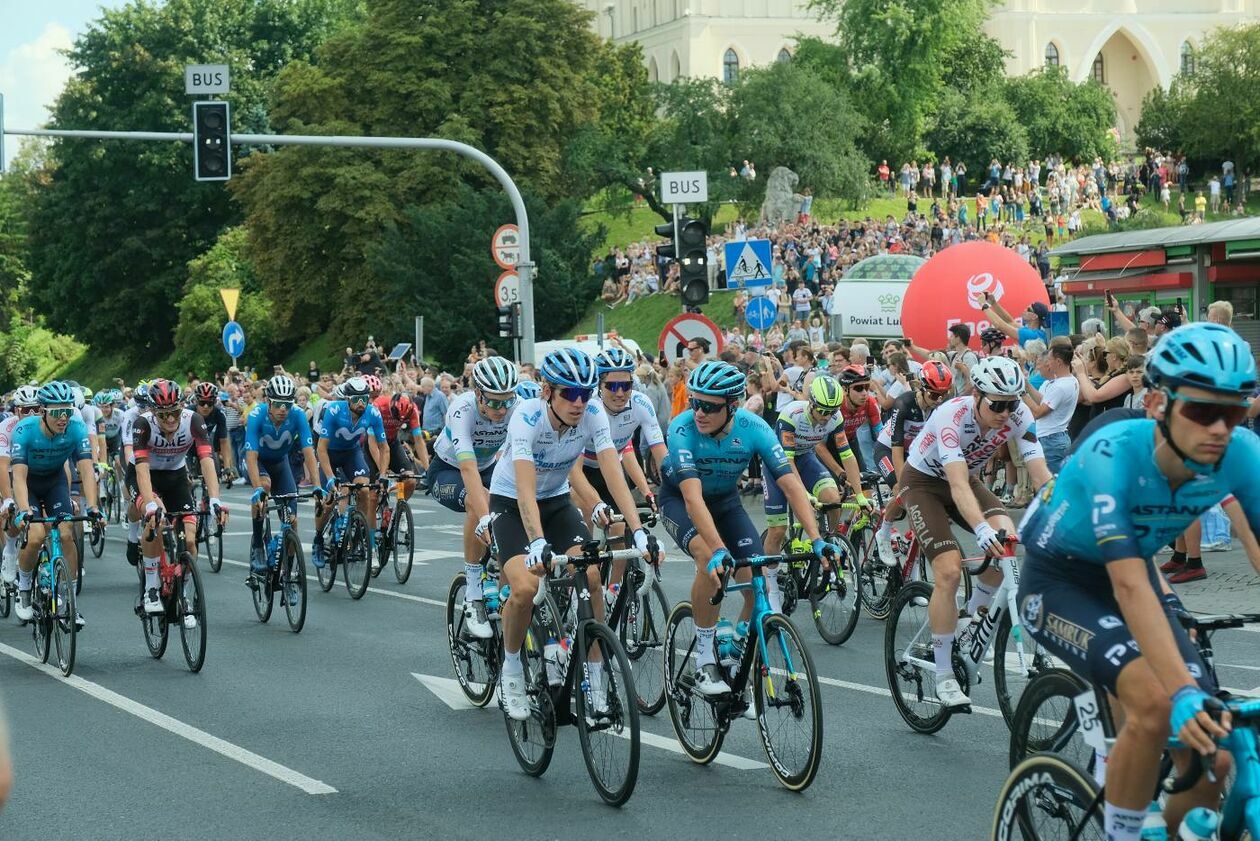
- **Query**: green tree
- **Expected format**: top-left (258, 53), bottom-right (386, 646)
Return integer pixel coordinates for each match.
top-left (1168, 25), bottom-right (1260, 170)
top-left (1002, 66), bottom-right (1117, 162)
top-left (1135, 82), bottom-right (1191, 155)
top-left (924, 88), bottom-right (1029, 177)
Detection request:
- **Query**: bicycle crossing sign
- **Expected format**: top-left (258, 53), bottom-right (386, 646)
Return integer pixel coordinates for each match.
top-left (724, 238), bottom-right (772, 288)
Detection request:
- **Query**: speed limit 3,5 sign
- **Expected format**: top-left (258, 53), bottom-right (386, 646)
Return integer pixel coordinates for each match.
top-left (494, 271), bottom-right (521, 307)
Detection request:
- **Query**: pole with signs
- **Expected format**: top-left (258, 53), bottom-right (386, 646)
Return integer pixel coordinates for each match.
top-left (415, 316), bottom-right (424, 366)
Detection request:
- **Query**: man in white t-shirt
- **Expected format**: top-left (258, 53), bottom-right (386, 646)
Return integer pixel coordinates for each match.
top-left (791, 282), bottom-right (813, 321)
top-left (1019, 344), bottom-right (1078, 473)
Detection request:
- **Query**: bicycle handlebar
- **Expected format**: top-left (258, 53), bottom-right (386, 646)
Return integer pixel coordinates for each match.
top-left (709, 551), bottom-right (815, 606)
top-left (18, 513), bottom-right (103, 549)
top-left (531, 546), bottom-right (642, 607)
top-left (966, 532), bottom-right (1018, 577)
top-left (1163, 696), bottom-right (1231, 795)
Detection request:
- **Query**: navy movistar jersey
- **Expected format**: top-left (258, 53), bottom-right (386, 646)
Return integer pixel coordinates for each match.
top-left (661, 408), bottom-right (791, 497)
top-left (243, 404), bottom-right (314, 460)
top-left (1021, 418), bottom-right (1260, 573)
top-left (313, 401), bottom-right (386, 452)
top-left (9, 415), bottom-right (93, 475)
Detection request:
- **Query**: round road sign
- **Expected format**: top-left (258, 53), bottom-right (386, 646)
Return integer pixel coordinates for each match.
top-left (658, 313), bottom-right (723, 364)
top-left (492, 224), bottom-right (520, 270)
top-left (494, 271), bottom-right (521, 307)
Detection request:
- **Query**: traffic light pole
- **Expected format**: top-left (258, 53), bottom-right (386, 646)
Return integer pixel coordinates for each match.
top-left (1, 124), bottom-right (539, 363)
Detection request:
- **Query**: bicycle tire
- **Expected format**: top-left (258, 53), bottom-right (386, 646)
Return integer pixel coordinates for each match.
top-left (992, 754), bottom-right (1103, 841)
top-left (619, 576), bottom-right (669, 716)
top-left (206, 517), bottom-right (223, 574)
top-left (663, 601), bottom-right (725, 765)
top-left (808, 532), bottom-right (862, 645)
top-left (52, 557), bottom-right (77, 677)
top-left (0, 583), bottom-right (11, 619)
top-left (993, 611), bottom-right (1059, 731)
top-left (753, 613), bottom-right (824, 791)
top-left (1009, 668), bottom-right (1090, 771)
top-left (252, 520), bottom-right (275, 623)
top-left (371, 504), bottom-right (387, 579)
top-left (342, 509), bottom-right (372, 600)
top-left (885, 581), bottom-right (952, 734)
top-left (89, 522), bottom-right (105, 559)
top-left (142, 591), bottom-right (169, 660)
top-left (574, 621), bottom-right (640, 806)
top-left (504, 613), bottom-right (556, 777)
top-left (852, 525), bottom-right (895, 620)
top-left (445, 573), bottom-right (497, 707)
top-left (32, 550), bottom-right (51, 663)
top-left (391, 500), bottom-right (415, 584)
top-left (74, 526), bottom-right (85, 594)
top-left (179, 552), bottom-right (207, 673)
top-left (282, 529), bottom-right (307, 633)
top-left (316, 517), bottom-right (337, 592)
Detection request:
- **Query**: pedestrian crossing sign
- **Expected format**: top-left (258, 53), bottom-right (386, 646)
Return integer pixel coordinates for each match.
top-left (724, 238), bottom-right (772, 288)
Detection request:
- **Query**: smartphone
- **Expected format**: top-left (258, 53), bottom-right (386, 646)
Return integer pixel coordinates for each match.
top-left (1105, 290), bottom-right (1115, 307)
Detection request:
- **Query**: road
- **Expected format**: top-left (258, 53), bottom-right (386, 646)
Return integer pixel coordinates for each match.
top-left (3, 483), bottom-right (1259, 839)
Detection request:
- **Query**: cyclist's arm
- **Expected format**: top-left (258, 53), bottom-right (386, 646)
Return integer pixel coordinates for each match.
top-left (567, 461), bottom-right (600, 518)
top-left (1221, 497), bottom-right (1260, 572)
top-left (11, 464), bottom-right (29, 513)
top-left (1011, 424), bottom-right (1051, 491)
top-left (188, 414), bottom-right (217, 500)
top-left (316, 438), bottom-right (334, 483)
top-left (369, 410), bottom-right (389, 475)
top-left (891, 444), bottom-right (905, 478)
top-left (819, 430), bottom-right (863, 497)
top-left (1109, 556), bottom-right (1201, 694)
top-left (621, 447), bottom-right (652, 497)
top-left (594, 447), bottom-right (644, 534)
top-left (408, 423), bottom-right (429, 470)
top-left (512, 460), bottom-right (543, 543)
top-left (243, 410), bottom-right (263, 487)
top-left (75, 458), bottom-right (98, 510)
top-left (778, 471), bottom-right (824, 542)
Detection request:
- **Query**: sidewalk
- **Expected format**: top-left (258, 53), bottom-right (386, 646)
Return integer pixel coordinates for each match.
top-left (1171, 541), bottom-right (1260, 615)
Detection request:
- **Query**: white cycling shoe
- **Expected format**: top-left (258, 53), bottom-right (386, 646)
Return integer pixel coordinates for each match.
top-left (935, 677), bottom-right (972, 710)
top-left (143, 588), bottom-right (164, 616)
top-left (585, 685), bottom-right (610, 724)
top-left (500, 673), bottom-right (530, 722)
top-left (14, 589), bottom-right (33, 622)
top-left (461, 600), bottom-right (494, 640)
top-left (693, 663), bottom-right (732, 696)
top-left (876, 531), bottom-right (898, 567)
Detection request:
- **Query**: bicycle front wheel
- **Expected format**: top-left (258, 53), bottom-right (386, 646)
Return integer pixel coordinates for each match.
top-left (993, 612), bottom-right (1059, 731)
top-left (178, 553), bottom-right (207, 673)
top-left (1009, 668), bottom-right (1090, 771)
top-left (73, 527), bottom-right (85, 594)
top-left (808, 533), bottom-right (861, 645)
top-left (753, 613), bottom-right (823, 791)
top-left (342, 510), bottom-right (372, 600)
top-left (316, 518), bottom-right (337, 592)
top-left (391, 500), bottom-right (415, 584)
top-left (574, 621), bottom-right (640, 806)
top-left (619, 575), bottom-right (669, 716)
top-left (205, 519), bottom-right (223, 574)
top-left (504, 613), bottom-right (556, 777)
top-left (885, 581), bottom-right (952, 734)
top-left (445, 573), bottom-right (497, 707)
top-left (992, 754), bottom-right (1104, 841)
top-left (89, 522), bottom-right (106, 559)
top-left (282, 530), bottom-right (307, 633)
top-left (52, 557), bottom-right (77, 677)
top-left (0, 582), bottom-right (11, 619)
top-left (662, 601), bottom-right (725, 765)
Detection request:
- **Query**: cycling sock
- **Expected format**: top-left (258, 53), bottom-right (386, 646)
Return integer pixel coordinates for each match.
top-left (1102, 802), bottom-right (1144, 841)
top-left (127, 519), bottom-right (140, 542)
top-left (877, 519), bottom-right (893, 542)
top-left (694, 625), bottom-right (717, 667)
top-left (3, 534), bottom-right (16, 556)
top-left (144, 560), bottom-right (159, 591)
top-left (463, 564), bottom-right (483, 600)
top-left (587, 660), bottom-right (605, 689)
top-left (502, 648), bottom-right (523, 677)
top-left (966, 580), bottom-right (997, 616)
top-left (763, 567), bottom-right (783, 613)
top-left (932, 633), bottom-right (954, 677)
top-left (18, 568), bottom-right (31, 589)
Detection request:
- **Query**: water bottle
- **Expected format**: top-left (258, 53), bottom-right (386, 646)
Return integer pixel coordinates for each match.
top-left (38, 563), bottom-right (50, 592)
top-left (1140, 799), bottom-right (1168, 841)
top-left (1176, 807), bottom-right (1220, 841)
top-left (557, 635), bottom-right (572, 673)
top-left (482, 579), bottom-right (499, 613)
top-left (716, 618), bottom-right (737, 666)
top-left (604, 582), bottom-right (621, 612)
top-left (499, 583), bottom-right (511, 604)
top-left (543, 637), bottom-right (563, 686)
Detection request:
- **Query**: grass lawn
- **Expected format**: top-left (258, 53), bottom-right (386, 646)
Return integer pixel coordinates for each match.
top-left (567, 290), bottom-right (742, 353)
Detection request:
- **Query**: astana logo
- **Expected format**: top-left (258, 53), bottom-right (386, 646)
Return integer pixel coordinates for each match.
top-left (878, 293), bottom-right (900, 313)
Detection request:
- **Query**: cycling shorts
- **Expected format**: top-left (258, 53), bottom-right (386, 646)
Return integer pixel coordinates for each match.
top-left (370, 438), bottom-right (415, 481)
top-left (901, 464), bottom-right (1004, 561)
top-left (581, 464), bottom-right (619, 509)
top-left (763, 451), bottom-right (836, 527)
top-left (328, 447), bottom-right (370, 482)
top-left (427, 457), bottom-right (494, 514)
top-left (489, 493), bottom-right (589, 563)
top-left (26, 470), bottom-right (73, 518)
top-left (658, 486), bottom-right (760, 561)
top-left (147, 467), bottom-right (195, 514)
top-left (257, 456), bottom-right (297, 515)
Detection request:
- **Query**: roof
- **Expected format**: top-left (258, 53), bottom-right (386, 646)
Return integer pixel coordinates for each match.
top-left (842, 253), bottom-right (925, 281)
top-left (1050, 216), bottom-right (1260, 258)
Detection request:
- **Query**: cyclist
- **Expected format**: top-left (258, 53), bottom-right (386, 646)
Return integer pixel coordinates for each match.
top-left (313, 376), bottom-right (388, 566)
top-left (429, 356), bottom-right (518, 639)
top-left (514, 380), bottom-right (540, 401)
top-left (1017, 323), bottom-right (1257, 839)
top-left (120, 382), bottom-right (151, 566)
top-left (761, 373), bottom-right (871, 613)
top-left (658, 361), bottom-right (844, 696)
top-left (872, 360), bottom-right (954, 564)
top-left (836, 364), bottom-right (881, 473)
top-left (244, 375), bottom-right (321, 575)
top-left (371, 388), bottom-right (429, 498)
top-left (901, 355), bottom-right (1050, 710)
top-left (192, 382), bottom-right (234, 479)
top-left (0, 386), bottom-right (40, 587)
top-left (95, 391), bottom-right (125, 475)
top-left (489, 348), bottom-right (651, 721)
top-left (10, 381), bottom-right (103, 625)
top-left (133, 380), bottom-right (226, 617)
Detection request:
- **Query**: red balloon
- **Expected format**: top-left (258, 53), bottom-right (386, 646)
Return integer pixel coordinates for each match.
top-left (901, 241), bottom-right (1049, 350)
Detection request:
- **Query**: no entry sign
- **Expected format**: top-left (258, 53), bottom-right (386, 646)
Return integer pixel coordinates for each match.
top-left (658, 313), bottom-right (723, 363)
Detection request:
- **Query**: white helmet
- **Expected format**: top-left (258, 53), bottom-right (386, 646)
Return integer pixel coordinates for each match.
top-left (265, 374), bottom-right (296, 400)
top-left (71, 386), bottom-right (86, 410)
top-left (472, 356), bottom-right (518, 394)
top-left (970, 356), bottom-right (1025, 397)
top-left (12, 385), bottom-right (39, 408)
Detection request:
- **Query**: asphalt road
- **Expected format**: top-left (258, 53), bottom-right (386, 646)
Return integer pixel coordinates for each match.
top-left (3, 483), bottom-right (1260, 840)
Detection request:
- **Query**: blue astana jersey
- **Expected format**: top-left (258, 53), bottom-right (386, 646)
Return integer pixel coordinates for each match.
top-left (660, 408), bottom-right (791, 497)
top-left (9, 415), bottom-right (93, 475)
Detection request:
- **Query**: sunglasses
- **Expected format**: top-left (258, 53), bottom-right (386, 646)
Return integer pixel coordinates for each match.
top-left (557, 386), bottom-right (594, 404)
top-left (154, 408), bottom-right (183, 420)
top-left (270, 400), bottom-right (294, 409)
top-left (924, 389), bottom-right (949, 402)
top-left (602, 380), bottom-right (633, 393)
top-left (197, 400), bottom-right (216, 408)
top-left (482, 396), bottom-right (516, 410)
top-left (348, 397), bottom-right (368, 407)
top-left (811, 406), bottom-right (838, 417)
top-left (848, 384), bottom-right (869, 393)
top-left (1175, 394), bottom-right (1250, 429)
top-left (984, 397), bottom-right (1020, 413)
top-left (689, 398), bottom-right (728, 415)
top-left (45, 407), bottom-right (75, 419)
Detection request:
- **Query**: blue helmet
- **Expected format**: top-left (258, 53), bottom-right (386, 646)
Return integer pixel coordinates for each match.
top-left (514, 380), bottom-right (541, 400)
top-left (594, 347), bottom-right (635, 376)
top-left (539, 348), bottom-right (599, 389)
top-left (37, 381), bottom-right (76, 407)
top-left (1148, 323), bottom-right (1256, 399)
top-left (135, 384), bottom-right (151, 407)
top-left (688, 361), bottom-right (746, 398)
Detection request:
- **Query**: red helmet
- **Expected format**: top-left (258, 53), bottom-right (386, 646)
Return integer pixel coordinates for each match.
top-left (839, 364), bottom-right (869, 386)
top-left (149, 379), bottom-right (182, 410)
top-left (390, 393), bottom-right (414, 419)
top-left (919, 360), bottom-right (954, 394)
top-left (194, 381), bottom-right (218, 402)
top-left (364, 374), bottom-right (382, 394)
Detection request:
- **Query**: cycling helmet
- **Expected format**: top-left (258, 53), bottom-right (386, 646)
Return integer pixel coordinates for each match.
top-left (838, 364), bottom-right (870, 386)
top-left (1147, 323), bottom-right (1256, 399)
top-left (919, 360), bottom-right (954, 394)
top-left (13, 385), bottom-right (39, 408)
top-left (149, 379), bottom-right (182, 410)
top-left (687, 360), bottom-right (746, 398)
top-left (969, 356), bottom-right (1024, 397)
top-left (515, 380), bottom-right (541, 400)
top-left (135, 383), bottom-right (152, 407)
top-left (70, 386), bottom-right (86, 410)
top-left (92, 390), bottom-right (114, 406)
top-left (37, 381), bottom-right (75, 406)
top-left (331, 383), bottom-right (346, 399)
top-left (539, 348), bottom-right (599, 389)
top-left (194, 381), bottom-right (219, 402)
top-left (594, 347), bottom-right (635, 376)
top-left (364, 374), bottom-right (382, 394)
top-left (980, 327), bottom-right (1007, 346)
top-left (472, 356), bottom-right (518, 393)
top-left (342, 376), bottom-right (370, 400)
top-left (265, 374), bottom-right (296, 401)
top-left (808, 374), bottom-right (845, 410)
top-left (82, 387), bottom-right (94, 400)
top-left (390, 393), bottom-right (415, 418)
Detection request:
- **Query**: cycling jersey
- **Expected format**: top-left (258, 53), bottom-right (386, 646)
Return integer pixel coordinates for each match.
top-left (9, 416), bottom-right (92, 475)
top-left (0, 415), bottom-right (21, 458)
top-left (582, 391), bottom-right (664, 468)
top-left (775, 400), bottom-right (851, 458)
top-left (840, 395), bottom-right (881, 441)
top-left (434, 391), bottom-right (510, 470)
top-left (905, 395), bottom-right (1043, 478)
top-left (197, 407), bottom-right (227, 447)
top-left (131, 410), bottom-right (212, 471)
top-left (314, 401), bottom-right (386, 452)
top-left (877, 390), bottom-right (930, 449)
top-left (371, 395), bottom-right (422, 443)
top-left (243, 404), bottom-right (314, 461)
top-left (488, 398), bottom-right (613, 500)
top-left (79, 404), bottom-right (103, 435)
top-left (660, 408), bottom-right (791, 497)
top-left (120, 407), bottom-right (143, 464)
top-left (99, 408), bottom-right (123, 441)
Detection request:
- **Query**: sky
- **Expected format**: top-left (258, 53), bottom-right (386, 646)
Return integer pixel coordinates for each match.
top-left (1, 0), bottom-right (127, 165)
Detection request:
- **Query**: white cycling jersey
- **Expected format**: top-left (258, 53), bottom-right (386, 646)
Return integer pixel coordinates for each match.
top-left (434, 391), bottom-right (514, 470)
top-left (120, 407), bottom-right (143, 465)
top-left (905, 395), bottom-right (1043, 479)
top-left (0, 415), bottom-right (21, 459)
top-left (775, 400), bottom-right (845, 456)
top-left (582, 390), bottom-right (664, 468)
top-left (79, 404), bottom-right (102, 436)
top-left (99, 408), bottom-right (123, 440)
top-left (489, 397), bottom-right (613, 500)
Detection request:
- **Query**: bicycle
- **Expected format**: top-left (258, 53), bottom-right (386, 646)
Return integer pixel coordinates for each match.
top-left (135, 510), bottom-right (208, 673)
top-left (504, 540), bottom-right (642, 807)
top-left (313, 481), bottom-right (372, 600)
top-left (446, 540), bottom-right (503, 708)
top-left (100, 460), bottom-right (122, 524)
top-left (18, 514), bottom-right (100, 677)
top-left (663, 549), bottom-right (824, 792)
top-left (192, 473), bottom-right (225, 573)
top-left (247, 491), bottom-right (311, 633)
top-left (372, 473), bottom-right (416, 584)
top-left (885, 533), bottom-right (1054, 732)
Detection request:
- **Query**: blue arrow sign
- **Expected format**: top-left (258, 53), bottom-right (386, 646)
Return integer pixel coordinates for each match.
top-left (745, 295), bottom-right (778, 331)
top-left (222, 320), bottom-right (246, 358)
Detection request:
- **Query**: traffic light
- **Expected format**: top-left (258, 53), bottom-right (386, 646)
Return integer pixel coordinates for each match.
top-left (654, 220), bottom-right (677, 263)
top-left (497, 304), bottom-right (521, 339)
top-left (678, 218), bottom-right (710, 307)
top-left (193, 101), bottom-right (231, 182)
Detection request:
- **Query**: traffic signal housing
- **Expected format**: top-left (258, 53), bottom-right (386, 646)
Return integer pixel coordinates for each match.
top-left (678, 218), bottom-right (710, 307)
top-left (654, 220), bottom-right (677, 263)
top-left (193, 101), bottom-right (231, 182)
top-left (497, 304), bottom-right (522, 339)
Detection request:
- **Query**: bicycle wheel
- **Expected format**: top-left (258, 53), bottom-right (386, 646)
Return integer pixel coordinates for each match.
top-left (141, 589), bottom-right (169, 660)
top-left (391, 500), bottom-right (415, 584)
top-left (316, 517), bottom-right (337, 592)
top-left (0, 582), bottom-right (11, 619)
top-left (993, 612), bottom-right (1060, 731)
top-left (204, 514), bottom-right (223, 574)
top-left (808, 533), bottom-right (861, 645)
top-left (252, 521), bottom-right (274, 623)
top-left (74, 526), bottom-right (84, 594)
top-left (618, 572), bottom-right (668, 716)
top-left (32, 588), bottom-right (52, 664)
top-left (89, 522), bottom-right (105, 559)
top-left (178, 552), bottom-right (207, 673)
top-left (753, 613), bottom-right (824, 791)
top-left (853, 525), bottom-right (896, 621)
top-left (662, 601), bottom-right (725, 765)
top-left (342, 510), bottom-right (372, 600)
top-left (371, 506), bottom-right (387, 579)
top-left (445, 573), bottom-right (497, 707)
top-left (574, 621), bottom-right (640, 806)
top-left (282, 530), bottom-right (307, 633)
top-left (51, 557), bottom-right (77, 676)
top-left (107, 474), bottom-right (121, 523)
top-left (885, 581), bottom-right (952, 734)
top-left (1009, 668), bottom-right (1090, 771)
top-left (504, 613), bottom-right (556, 777)
top-left (991, 754), bottom-right (1104, 841)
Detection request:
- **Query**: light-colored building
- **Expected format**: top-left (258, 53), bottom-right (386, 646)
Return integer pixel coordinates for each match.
top-left (582, 0), bottom-right (1260, 143)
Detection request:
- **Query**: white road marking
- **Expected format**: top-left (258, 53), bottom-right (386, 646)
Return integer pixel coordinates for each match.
top-left (0, 641), bottom-right (337, 795)
top-left (414, 673), bottom-right (481, 710)
top-left (1218, 662), bottom-right (1260, 672)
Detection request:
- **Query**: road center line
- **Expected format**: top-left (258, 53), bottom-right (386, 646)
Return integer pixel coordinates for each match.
top-left (0, 641), bottom-right (337, 795)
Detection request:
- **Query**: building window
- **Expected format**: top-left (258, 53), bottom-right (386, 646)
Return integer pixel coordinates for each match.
top-left (670, 51), bottom-right (681, 81)
top-left (1181, 41), bottom-right (1196, 76)
top-left (1218, 284), bottom-right (1258, 320)
top-left (1044, 42), bottom-right (1059, 67)
top-left (648, 58), bottom-right (659, 83)
top-left (723, 48), bottom-right (740, 83)
top-left (777, 47), bottom-right (792, 63)
top-left (1091, 52), bottom-right (1105, 84)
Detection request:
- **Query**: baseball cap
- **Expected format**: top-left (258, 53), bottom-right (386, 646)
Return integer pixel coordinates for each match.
top-left (1028, 301), bottom-right (1050, 322)
top-left (1155, 310), bottom-right (1182, 330)
top-left (1137, 305), bottom-right (1162, 326)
